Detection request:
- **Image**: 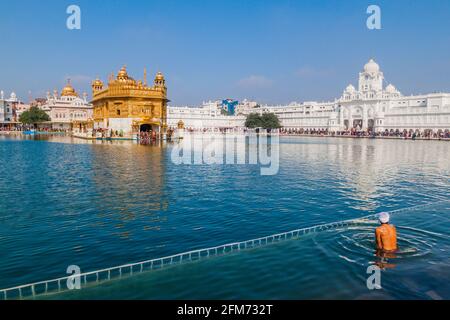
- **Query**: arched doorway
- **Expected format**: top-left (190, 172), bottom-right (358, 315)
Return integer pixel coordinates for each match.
top-left (368, 119), bottom-right (375, 130)
top-left (350, 106), bottom-right (363, 130)
top-left (344, 120), bottom-right (349, 130)
top-left (140, 124), bottom-right (153, 132)
top-left (353, 119), bottom-right (363, 130)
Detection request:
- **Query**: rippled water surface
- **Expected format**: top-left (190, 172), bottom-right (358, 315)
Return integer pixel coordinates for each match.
top-left (0, 135), bottom-right (449, 299)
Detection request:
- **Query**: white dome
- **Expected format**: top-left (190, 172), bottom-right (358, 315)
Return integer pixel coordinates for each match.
top-left (345, 84), bottom-right (356, 93)
top-left (364, 59), bottom-right (380, 73)
top-left (385, 84), bottom-right (397, 93)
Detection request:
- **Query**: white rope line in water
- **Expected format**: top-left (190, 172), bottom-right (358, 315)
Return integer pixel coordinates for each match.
top-left (0, 200), bottom-right (447, 300)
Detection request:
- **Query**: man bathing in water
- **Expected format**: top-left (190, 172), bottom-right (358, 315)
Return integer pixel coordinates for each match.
top-left (375, 212), bottom-right (398, 269)
top-left (375, 212), bottom-right (398, 252)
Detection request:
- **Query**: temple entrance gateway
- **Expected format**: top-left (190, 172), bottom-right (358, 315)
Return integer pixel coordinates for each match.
top-left (353, 119), bottom-right (363, 130)
top-left (344, 120), bottom-right (349, 130)
top-left (140, 124), bottom-right (153, 132)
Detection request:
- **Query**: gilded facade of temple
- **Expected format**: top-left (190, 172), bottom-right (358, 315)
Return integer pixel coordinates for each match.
top-left (91, 66), bottom-right (168, 137)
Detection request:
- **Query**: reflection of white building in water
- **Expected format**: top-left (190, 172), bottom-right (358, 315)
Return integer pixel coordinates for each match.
top-left (168, 59), bottom-right (450, 133)
top-left (41, 81), bottom-right (93, 131)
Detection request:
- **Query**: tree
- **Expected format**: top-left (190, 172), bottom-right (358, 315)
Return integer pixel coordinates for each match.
top-left (261, 113), bottom-right (282, 129)
top-left (245, 113), bottom-right (263, 128)
top-left (245, 112), bottom-right (282, 129)
top-left (19, 106), bottom-right (51, 126)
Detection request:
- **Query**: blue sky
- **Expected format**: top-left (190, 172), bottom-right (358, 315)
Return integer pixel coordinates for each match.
top-left (1, 0), bottom-right (450, 105)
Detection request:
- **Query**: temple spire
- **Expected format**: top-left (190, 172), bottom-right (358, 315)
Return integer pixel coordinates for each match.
top-left (144, 68), bottom-right (147, 86)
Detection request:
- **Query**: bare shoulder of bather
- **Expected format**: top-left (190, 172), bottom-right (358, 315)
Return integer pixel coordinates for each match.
top-left (376, 224), bottom-right (398, 252)
top-left (375, 212), bottom-right (398, 252)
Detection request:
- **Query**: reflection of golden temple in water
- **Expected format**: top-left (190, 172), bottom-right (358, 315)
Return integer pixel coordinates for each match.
top-left (91, 66), bottom-right (168, 138)
top-left (90, 142), bottom-right (168, 240)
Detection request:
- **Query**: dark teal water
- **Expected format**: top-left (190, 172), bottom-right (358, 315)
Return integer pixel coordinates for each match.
top-left (0, 135), bottom-right (449, 299)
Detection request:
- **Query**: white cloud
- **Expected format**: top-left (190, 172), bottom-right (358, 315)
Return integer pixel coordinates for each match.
top-left (237, 75), bottom-right (273, 88)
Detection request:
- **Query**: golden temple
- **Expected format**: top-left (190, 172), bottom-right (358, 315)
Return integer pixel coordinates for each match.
top-left (91, 66), bottom-right (168, 138)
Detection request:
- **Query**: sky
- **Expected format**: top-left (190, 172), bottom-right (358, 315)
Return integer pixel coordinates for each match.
top-left (0, 0), bottom-right (450, 106)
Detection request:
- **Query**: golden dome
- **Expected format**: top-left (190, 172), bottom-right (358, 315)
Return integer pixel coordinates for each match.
top-left (117, 66), bottom-right (129, 80)
top-left (61, 80), bottom-right (78, 97)
top-left (155, 72), bottom-right (165, 80)
top-left (92, 78), bottom-right (103, 87)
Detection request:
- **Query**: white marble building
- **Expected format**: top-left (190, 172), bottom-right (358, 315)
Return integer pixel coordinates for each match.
top-left (167, 100), bottom-right (245, 129)
top-left (167, 59), bottom-right (450, 133)
top-left (40, 81), bottom-right (93, 131)
top-left (0, 91), bottom-right (19, 126)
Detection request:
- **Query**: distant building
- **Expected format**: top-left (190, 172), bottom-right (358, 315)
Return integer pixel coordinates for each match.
top-left (221, 99), bottom-right (239, 115)
top-left (235, 99), bottom-right (259, 115)
top-left (15, 102), bottom-right (31, 119)
top-left (167, 101), bottom-right (245, 129)
top-left (0, 91), bottom-right (19, 129)
top-left (31, 98), bottom-right (48, 108)
top-left (263, 59), bottom-right (450, 133)
top-left (40, 80), bottom-right (93, 131)
top-left (168, 59), bottom-right (450, 134)
top-left (167, 99), bottom-right (262, 129)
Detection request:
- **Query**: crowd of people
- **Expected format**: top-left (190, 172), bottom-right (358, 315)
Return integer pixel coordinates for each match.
top-left (0, 126), bottom-right (21, 132)
top-left (2, 125), bottom-right (450, 141)
top-left (178, 127), bottom-right (250, 134)
top-left (0, 126), bottom-right (67, 133)
top-left (279, 128), bottom-right (450, 140)
top-left (138, 130), bottom-right (158, 143)
top-left (91, 129), bottom-right (126, 139)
